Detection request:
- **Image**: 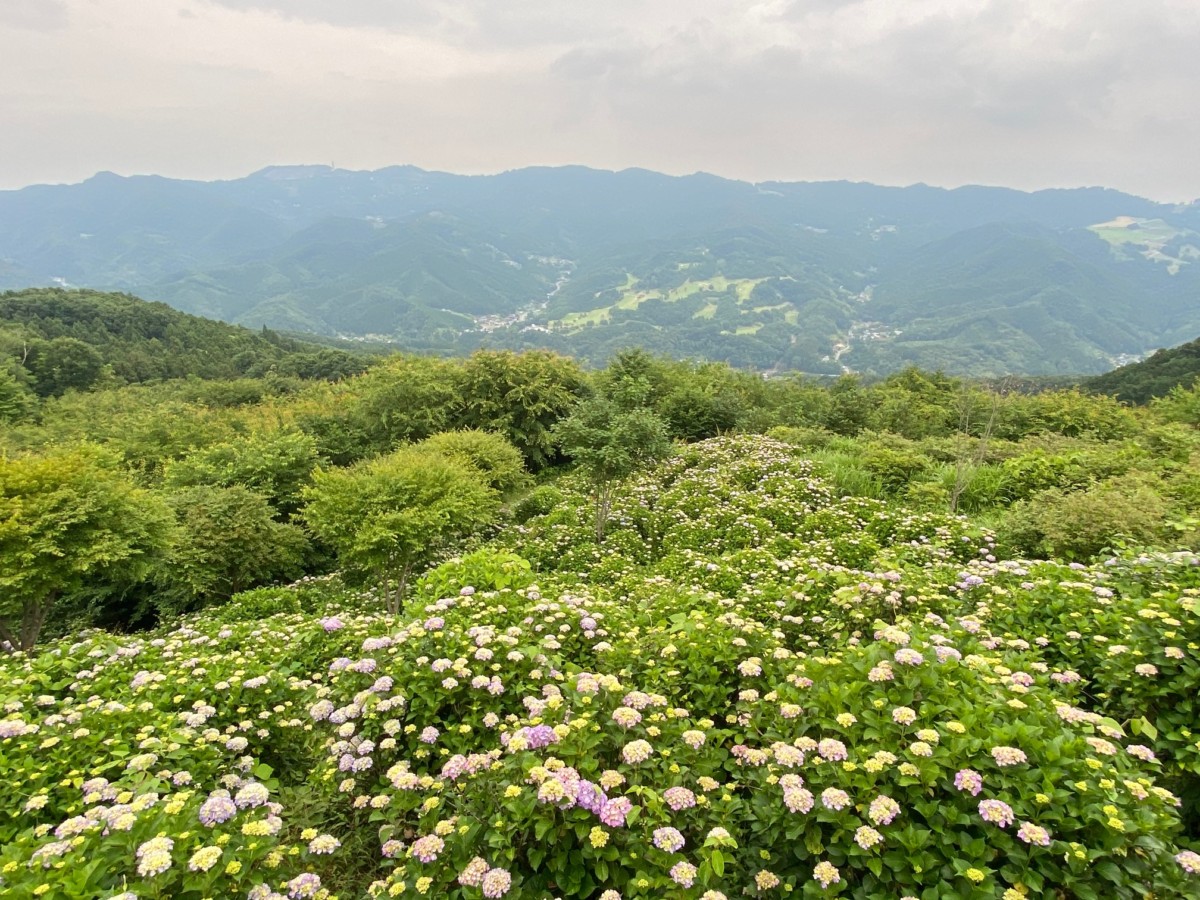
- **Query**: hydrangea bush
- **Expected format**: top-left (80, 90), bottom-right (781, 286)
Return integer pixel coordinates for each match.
top-left (1, 436), bottom-right (1198, 898)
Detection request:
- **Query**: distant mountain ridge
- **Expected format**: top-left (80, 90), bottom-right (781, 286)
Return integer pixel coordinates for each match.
top-left (1, 165), bottom-right (1197, 375)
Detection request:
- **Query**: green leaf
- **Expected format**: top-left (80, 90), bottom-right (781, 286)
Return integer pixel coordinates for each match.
top-left (527, 846), bottom-right (545, 871)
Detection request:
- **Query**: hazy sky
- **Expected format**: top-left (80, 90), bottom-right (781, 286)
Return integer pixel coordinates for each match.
top-left (2, 0), bottom-right (1198, 200)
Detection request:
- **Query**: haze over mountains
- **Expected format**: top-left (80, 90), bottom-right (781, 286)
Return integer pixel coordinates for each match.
top-left (2, 165), bottom-right (1198, 376)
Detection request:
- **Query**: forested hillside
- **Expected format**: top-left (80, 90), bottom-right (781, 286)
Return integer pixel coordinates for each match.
top-left (0, 288), bottom-right (370, 412)
top-left (3, 166), bottom-right (1198, 375)
top-left (1086, 335), bottom-right (1200, 403)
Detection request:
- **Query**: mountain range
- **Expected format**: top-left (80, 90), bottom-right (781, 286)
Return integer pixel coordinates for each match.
top-left (1, 164), bottom-right (1197, 375)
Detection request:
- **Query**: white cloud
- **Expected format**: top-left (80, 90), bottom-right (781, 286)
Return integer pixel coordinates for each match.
top-left (0, 0), bottom-right (1197, 199)
top-left (0, 0), bottom-right (68, 32)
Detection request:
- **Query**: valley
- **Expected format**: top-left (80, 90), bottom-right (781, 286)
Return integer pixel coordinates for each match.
top-left (4, 166), bottom-right (1197, 375)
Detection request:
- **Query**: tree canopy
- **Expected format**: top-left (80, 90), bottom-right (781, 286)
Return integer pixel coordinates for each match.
top-left (0, 287), bottom-right (370, 396)
top-left (155, 485), bottom-right (309, 616)
top-left (301, 448), bottom-right (501, 613)
top-left (0, 447), bottom-right (173, 650)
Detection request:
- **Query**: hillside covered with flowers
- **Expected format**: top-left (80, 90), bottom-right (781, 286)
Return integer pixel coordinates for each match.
top-left (2, 436), bottom-right (1198, 899)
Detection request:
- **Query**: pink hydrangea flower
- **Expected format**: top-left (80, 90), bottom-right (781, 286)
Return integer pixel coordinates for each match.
top-left (1016, 822), bottom-right (1051, 846)
top-left (653, 827), bottom-right (685, 852)
top-left (481, 867), bottom-right (512, 898)
top-left (979, 799), bottom-right (1015, 827)
top-left (954, 769), bottom-right (983, 796)
top-left (868, 795), bottom-right (900, 826)
top-left (990, 746), bottom-right (1027, 767)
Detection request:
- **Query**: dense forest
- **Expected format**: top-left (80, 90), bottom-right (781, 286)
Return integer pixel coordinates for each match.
top-left (0, 288), bottom-right (370, 407)
top-left (3, 290), bottom-right (1200, 897)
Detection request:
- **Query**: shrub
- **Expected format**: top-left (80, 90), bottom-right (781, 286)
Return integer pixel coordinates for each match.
top-left (765, 425), bottom-right (837, 450)
top-left (998, 476), bottom-right (1171, 561)
top-left (513, 484), bottom-right (566, 524)
top-left (858, 445), bottom-right (931, 495)
top-left (416, 549), bottom-right (536, 599)
top-left (156, 485), bottom-right (310, 616)
top-left (217, 585), bottom-right (303, 620)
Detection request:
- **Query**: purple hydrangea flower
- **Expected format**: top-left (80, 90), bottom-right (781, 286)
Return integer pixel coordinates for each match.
top-left (198, 794), bottom-right (237, 826)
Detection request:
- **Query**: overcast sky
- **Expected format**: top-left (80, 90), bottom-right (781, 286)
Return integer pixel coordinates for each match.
top-left (2, 0), bottom-right (1198, 200)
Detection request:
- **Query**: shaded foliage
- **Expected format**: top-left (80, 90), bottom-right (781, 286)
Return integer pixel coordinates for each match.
top-left (155, 485), bottom-right (309, 616)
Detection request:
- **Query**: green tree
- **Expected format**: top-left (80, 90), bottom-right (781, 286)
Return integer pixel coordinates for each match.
top-left (25, 385), bottom-right (234, 476)
top-left (353, 357), bottom-right (458, 454)
top-left (598, 348), bottom-right (672, 410)
top-left (453, 350), bottom-right (587, 470)
top-left (416, 430), bottom-right (531, 498)
top-left (163, 428), bottom-right (319, 517)
top-left (155, 485), bottom-right (309, 616)
top-left (869, 367), bottom-right (959, 439)
top-left (0, 448), bottom-right (173, 650)
top-left (995, 389), bottom-right (1138, 441)
top-left (26, 336), bottom-right (105, 397)
top-left (301, 448), bottom-right (500, 613)
top-left (0, 366), bottom-right (34, 423)
top-left (659, 382), bottom-right (742, 441)
top-left (294, 357), bottom-right (457, 466)
top-left (1152, 382), bottom-right (1200, 427)
top-left (276, 348), bottom-right (369, 382)
top-left (551, 397), bottom-right (673, 541)
top-left (822, 375), bottom-right (872, 436)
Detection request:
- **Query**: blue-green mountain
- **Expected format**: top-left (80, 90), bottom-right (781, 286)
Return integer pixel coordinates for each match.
top-left (1, 165), bottom-right (1197, 375)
